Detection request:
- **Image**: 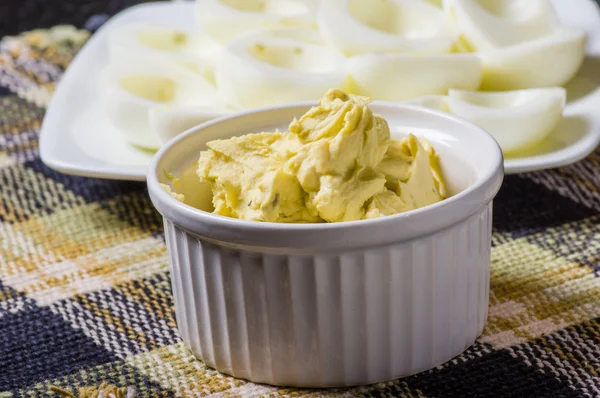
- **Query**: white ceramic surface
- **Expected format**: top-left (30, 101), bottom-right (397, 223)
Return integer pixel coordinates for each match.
top-left (39, 0), bottom-right (600, 180)
top-left (147, 102), bottom-right (504, 387)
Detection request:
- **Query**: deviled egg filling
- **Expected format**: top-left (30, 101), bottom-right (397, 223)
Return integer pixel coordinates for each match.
top-left (161, 183), bottom-right (185, 202)
top-left (196, 89), bottom-right (447, 223)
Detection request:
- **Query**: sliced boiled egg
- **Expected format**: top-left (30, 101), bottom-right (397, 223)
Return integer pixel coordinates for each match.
top-left (406, 94), bottom-right (450, 111)
top-left (479, 28), bottom-right (586, 90)
top-left (446, 0), bottom-right (586, 90)
top-left (102, 58), bottom-right (221, 149)
top-left (446, 0), bottom-right (560, 51)
top-left (148, 105), bottom-right (229, 145)
top-left (447, 88), bottom-right (566, 153)
top-left (107, 23), bottom-right (220, 83)
top-left (216, 27), bottom-right (346, 109)
top-left (424, 0), bottom-right (443, 7)
top-left (196, 0), bottom-right (317, 45)
top-left (347, 53), bottom-right (482, 101)
top-left (318, 0), bottom-right (459, 56)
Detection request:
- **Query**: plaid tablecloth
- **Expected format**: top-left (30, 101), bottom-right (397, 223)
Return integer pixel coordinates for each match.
top-left (1, 17), bottom-right (600, 398)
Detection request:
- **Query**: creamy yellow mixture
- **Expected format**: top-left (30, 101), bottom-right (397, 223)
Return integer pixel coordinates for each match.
top-left (196, 89), bottom-right (446, 223)
top-left (161, 183), bottom-right (185, 202)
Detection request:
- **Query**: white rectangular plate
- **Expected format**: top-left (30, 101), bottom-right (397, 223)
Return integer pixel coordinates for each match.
top-left (39, 0), bottom-right (600, 180)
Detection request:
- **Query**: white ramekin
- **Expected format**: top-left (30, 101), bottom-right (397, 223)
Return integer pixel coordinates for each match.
top-left (147, 101), bottom-right (504, 388)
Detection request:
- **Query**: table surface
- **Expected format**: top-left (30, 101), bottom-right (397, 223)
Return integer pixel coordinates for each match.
top-left (1, 1), bottom-right (600, 397)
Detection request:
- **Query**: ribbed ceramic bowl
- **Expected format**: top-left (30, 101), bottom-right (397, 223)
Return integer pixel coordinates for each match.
top-left (147, 101), bottom-right (504, 388)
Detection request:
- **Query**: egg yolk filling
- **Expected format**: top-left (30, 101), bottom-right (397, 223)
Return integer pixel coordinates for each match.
top-left (197, 89), bottom-right (447, 223)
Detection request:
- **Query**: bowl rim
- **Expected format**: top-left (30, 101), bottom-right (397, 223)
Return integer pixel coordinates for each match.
top-left (147, 100), bottom-right (504, 251)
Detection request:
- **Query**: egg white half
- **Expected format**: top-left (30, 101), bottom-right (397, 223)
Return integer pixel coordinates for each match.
top-left (148, 105), bottom-right (229, 145)
top-left (447, 0), bottom-right (560, 51)
top-left (102, 57), bottom-right (221, 149)
top-left (318, 0), bottom-right (459, 56)
top-left (107, 23), bottom-right (220, 83)
top-left (448, 87), bottom-right (566, 153)
top-left (347, 53), bottom-right (482, 101)
top-left (424, 0), bottom-right (444, 7)
top-left (479, 28), bottom-right (586, 90)
top-left (406, 94), bottom-right (450, 111)
top-left (216, 27), bottom-right (346, 109)
top-left (446, 0), bottom-right (585, 89)
top-left (197, 0), bottom-right (317, 45)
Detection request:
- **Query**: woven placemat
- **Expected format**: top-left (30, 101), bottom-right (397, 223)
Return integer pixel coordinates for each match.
top-left (0, 22), bottom-right (599, 398)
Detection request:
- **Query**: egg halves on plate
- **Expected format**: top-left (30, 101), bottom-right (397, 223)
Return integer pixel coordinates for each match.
top-left (197, 0), bottom-right (317, 44)
top-left (102, 58), bottom-right (221, 150)
top-left (347, 53), bottom-right (482, 101)
top-left (409, 87), bottom-right (566, 154)
top-left (318, 0), bottom-right (459, 56)
top-left (446, 0), bottom-right (586, 90)
top-left (216, 27), bottom-right (347, 109)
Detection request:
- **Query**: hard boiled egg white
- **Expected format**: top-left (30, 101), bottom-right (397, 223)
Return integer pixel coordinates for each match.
top-left (216, 27), bottom-right (346, 110)
top-left (107, 23), bottom-right (220, 83)
top-left (447, 0), bottom-right (560, 51)
top-left (424, 0), bottom-right (443, 7)
top-left (318, 0), bottom-right (459, 56)
top-left (447, 88), bottom-right (566, 153)
top-left (197, 0), bottom-right (317, 45)
top-left (406, 94), bottom-right (450, 111)
top-left (479, 28), bottom-right (586, 90)
top-left (148, 105), bottom-right (229, 145)
top-left (347, 53), bottom-right (482, 101)
top-left (446, 0), bottom-right (586, 89)
top-left (102, 58), bottom-right (221, 149)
